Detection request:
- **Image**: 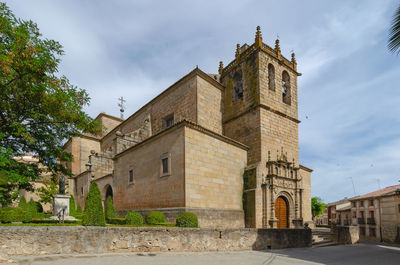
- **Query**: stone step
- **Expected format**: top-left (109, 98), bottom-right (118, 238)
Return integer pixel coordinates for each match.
top-left (312, 240), bottom-right (338, 248)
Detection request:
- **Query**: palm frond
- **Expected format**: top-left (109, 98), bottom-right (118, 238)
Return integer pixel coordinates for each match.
top-left (388, 3), bottom-right (400, 54)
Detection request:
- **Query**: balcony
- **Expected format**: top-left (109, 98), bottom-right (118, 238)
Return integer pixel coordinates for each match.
top-left (358, 218), bottom-right (365, 224)
top-left (367, 218), bottom-right (376, 225)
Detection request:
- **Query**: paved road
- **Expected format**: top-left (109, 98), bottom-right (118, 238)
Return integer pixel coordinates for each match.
top-left (8, 243), bottom-right (400, 265)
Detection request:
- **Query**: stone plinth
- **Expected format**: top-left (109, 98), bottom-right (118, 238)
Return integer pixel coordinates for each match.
top-left (49, 194), bottom-right (77, 221)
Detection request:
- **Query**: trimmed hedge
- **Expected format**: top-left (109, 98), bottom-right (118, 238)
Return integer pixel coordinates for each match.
top-left (30, 219), bottom-right (79, 224)
top-left (82, 182), bottom-right (105, 226)
top-left (176, 212), bottom-right (198, 227)
top-left (145, 211), bottom-right (165, 225)
top-left (107, 217), bottom-right (127, 225)
top-left (76, 204), bottom-right (82, 214)
top-left (105, 197), bottom-right (115, 220)
top-left (69, 195), bottom-right (76, 217)
top-left (0, 207), bottom-right (31, 223)
top-left (125, 211), bottom-right (143, 225)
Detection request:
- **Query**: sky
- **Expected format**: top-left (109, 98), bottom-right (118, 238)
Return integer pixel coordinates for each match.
top-left (4, 0), bottom-right (400, 203)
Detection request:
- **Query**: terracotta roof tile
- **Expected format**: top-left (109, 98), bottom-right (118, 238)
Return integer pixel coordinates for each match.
top-left (350, 185), bottom-right (400, 200)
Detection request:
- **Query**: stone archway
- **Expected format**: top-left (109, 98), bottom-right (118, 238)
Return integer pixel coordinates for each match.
top-left (275, 196), bottom-right (289, 228)
top-left (104, 185), bottom-right (113, 214)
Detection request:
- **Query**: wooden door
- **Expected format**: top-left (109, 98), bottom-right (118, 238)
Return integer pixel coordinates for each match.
top-left (275, 197), bottom-right (288, 228)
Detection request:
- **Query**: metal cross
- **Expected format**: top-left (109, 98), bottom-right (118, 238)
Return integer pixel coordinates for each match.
top-left (118, 96), bottom-right (126, 119)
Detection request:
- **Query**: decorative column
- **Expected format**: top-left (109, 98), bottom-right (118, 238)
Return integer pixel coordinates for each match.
top-left (268, 176), bottom-right (279, 228)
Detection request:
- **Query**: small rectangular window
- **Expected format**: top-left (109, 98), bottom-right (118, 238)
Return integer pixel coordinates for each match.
top-left (129, 169), bottom-right (134, 183)
top-left (81, 187), bottom-right (83, 196)
top-left (163, 114), bottom-right (174, 128)
top-left (162, 158), bottom-right (168, 173)
top-left (160, 153), bottom-right (171, 177)
top-left (352, 202), bottom-right (356, 207)
top-left (369, 200), bottom-right (374, 207)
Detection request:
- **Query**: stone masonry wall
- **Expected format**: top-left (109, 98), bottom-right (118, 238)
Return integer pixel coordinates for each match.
top-left (0, 226), bottom-right (312, 256)
top-left (100, 74), bottom-right (198, 150)
top-left (113, 126), bottom-right (185, 211)
top-left (380, 195), bottom-right (400, 243)
top-left (258, 51), bottom-right (298, 121)
top-left (196, 76), bottom-right (223, 134)
top-left (184, 126), bottom-right (247, 211)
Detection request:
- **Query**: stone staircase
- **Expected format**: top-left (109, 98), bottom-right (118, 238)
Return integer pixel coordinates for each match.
top-left (312, 228), bottom-right (337, 248)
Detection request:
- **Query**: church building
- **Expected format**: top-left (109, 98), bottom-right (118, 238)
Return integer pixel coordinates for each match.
top-left (64, 27), bottom-right (313, 229)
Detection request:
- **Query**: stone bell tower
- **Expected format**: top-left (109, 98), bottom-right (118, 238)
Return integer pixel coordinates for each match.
top-left (220, 26), bottom-right (312, 228)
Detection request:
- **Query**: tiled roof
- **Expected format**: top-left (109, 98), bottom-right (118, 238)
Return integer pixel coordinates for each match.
top-left (350, 185), bottom-right (400, 200)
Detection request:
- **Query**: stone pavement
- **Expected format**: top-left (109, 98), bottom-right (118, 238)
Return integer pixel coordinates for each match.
top-left (5, 243), bottom-right (400, 265)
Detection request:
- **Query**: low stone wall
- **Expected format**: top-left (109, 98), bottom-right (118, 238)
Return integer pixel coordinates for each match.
top-left (118, 207), bottom-right (244, 229)
top-left (332, 225), bottom-right (359, 244)
top-left (0, 226), bottom-right (311, 256)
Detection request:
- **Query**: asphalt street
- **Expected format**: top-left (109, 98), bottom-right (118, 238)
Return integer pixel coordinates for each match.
top-left (8, 242), bottom-right (400, 265)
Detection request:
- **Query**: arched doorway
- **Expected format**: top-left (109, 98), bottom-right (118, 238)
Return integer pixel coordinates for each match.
top-left (275, 196), bottom-right (289, 228)
top-left (104, 185), bottom-right (113, 214)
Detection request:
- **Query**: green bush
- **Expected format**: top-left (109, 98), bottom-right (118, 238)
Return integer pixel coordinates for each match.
top-left (0, 207), bottom-right (31, 223)
top-left (30, 219), bottom-right (79, 224)
top-left (125, 211), bottom-right (143, 225)
top-left (105, 197), bottom-right (115, 220)
top-left (69, 195), bottom-right (76, 217)
top-left (107, 217), bottom-right (127, 225)
top-left (82, 182), bottom-right (105, 226)
top-left (28, 198), bottom-right (39, 218)
top-left (18, 196), bottom-right (27, 209)
top-left (145, 211), bottom-right (165, 225)
top-left (76, 204), bottom-right (82, 214)
top-left (35, 201), bottom-right (43, 213)
top-left (176, 212), bottom-right (198, 227)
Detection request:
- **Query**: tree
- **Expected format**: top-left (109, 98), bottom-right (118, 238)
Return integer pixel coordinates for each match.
top-left (69, 195), bottom-right (76, 217)
top-left (37, 176), bottom-right (58, 207)
top-left (388, 2), bottom-right (400, 54)
top-left (311, 197), bottom-right (326, 217)
top-left (0, 3), bottom-right (99, 206)
top-left (82, 182), bottom-right (105, 226)
top-left (105, 196), bottom-right (115, 221)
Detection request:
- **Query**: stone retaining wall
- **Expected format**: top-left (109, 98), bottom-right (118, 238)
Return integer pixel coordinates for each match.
top-left (0, 226), bottom-right (311, 256)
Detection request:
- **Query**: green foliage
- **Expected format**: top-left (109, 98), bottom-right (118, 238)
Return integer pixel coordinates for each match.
top-left (175, 212), bottom-right (198, 228)
top-left (0, 2), bottom-right (99, 207)
top-left (145, 211), bottom-right (165, 225)
top-left (35, 201), bottom-right (43, 213)
top-left (76, 204), bottom-right (82, 214)
top-left (107, 217), bottom-right (127, 225)
top-left (311, 197), bottom-right (326, 217)
top-left (28, 198), bottom-right (39, 218)
top-left (125, 211), bottom-right (143, 225)
top-left (0, 207), bottom-right (31, 223)
top-left (389, 2), bottom-right (400, 54)
top-left (105, 197), bottom-right (115, 220)
top-left (37, 177), bottom-right (58, 205)
top-left (82, 182), bottom-right (105, 226)
top-left (18, 196), bottom-right (27, 208)
top-left (69, 195), bottom-right (76, 217)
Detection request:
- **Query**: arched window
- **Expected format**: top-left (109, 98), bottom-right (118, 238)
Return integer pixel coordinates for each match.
top-left (268, 64), bottom-right (275, 91)
top-left (282, 71), bottom-right (291, 105)
top-left (233, 71), bottom-right (243, 100)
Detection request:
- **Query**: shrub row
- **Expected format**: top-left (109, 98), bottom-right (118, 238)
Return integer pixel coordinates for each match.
top-left (104, 210), bottom-right (198, 227)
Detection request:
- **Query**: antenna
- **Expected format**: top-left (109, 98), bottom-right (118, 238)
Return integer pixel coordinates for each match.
top-left (348, 177), bottom-right (356, 195)
top-left (375, 178), bottom-right (381, 189)
top-left (118, 96), bottom-right (126, 119)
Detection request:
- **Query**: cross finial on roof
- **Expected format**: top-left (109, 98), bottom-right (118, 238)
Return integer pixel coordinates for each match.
top-left (118, 96), bottom-right (126, 119)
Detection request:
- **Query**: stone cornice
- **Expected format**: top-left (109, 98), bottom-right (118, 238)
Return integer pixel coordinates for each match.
top-left (114, 120), bottom-right (249, 159)
top-left (299, 165), bottom-right (313, 172)
top-left (223, 104), bottom-right (300, 125)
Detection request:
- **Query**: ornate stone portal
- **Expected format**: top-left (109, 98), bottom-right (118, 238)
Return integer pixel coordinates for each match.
top-left (262, 150), bottom-right (304, 228)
